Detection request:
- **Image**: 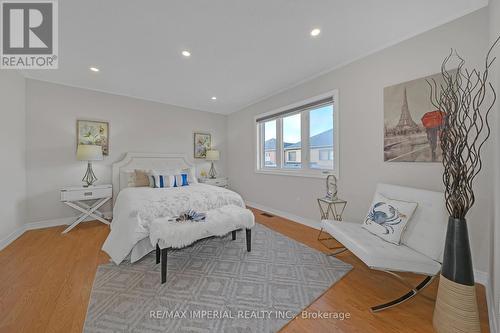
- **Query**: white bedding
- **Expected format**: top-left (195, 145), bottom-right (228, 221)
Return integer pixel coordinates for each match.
top-left (102, 183), bottom-right (245, 264)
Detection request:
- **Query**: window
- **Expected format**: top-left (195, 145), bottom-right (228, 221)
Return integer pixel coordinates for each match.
top-left (263, 120), bottom-right (277, 167)
top-left (256, 91), bottom-right (338, 177)
top-left (310, 104), bottom-right (334, 169)
top-left (319, 149), bottom-right (331, 161)
top-left (282, 113), bottom-right (301, 168)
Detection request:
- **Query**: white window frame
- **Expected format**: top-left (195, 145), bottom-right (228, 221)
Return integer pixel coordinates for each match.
top-left (255, 90), bottom-right (339, 179)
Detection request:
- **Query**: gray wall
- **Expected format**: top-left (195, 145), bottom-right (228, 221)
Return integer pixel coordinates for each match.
top-left (227, 9), bottom-right (494, 273)
top-left (0, 71), bottom-right (26, 242)
top-left (25, 80), bottom-right (227, 223)
top-left (490, 0), bottom-right (500, 327)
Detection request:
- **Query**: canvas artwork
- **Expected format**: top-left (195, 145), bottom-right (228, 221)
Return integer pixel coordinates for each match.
top-left (384, 72), bottom-right (453, 162)
top-left (77, 120), bottom-right (109, 155)
top-left (194, 132), bottom-right (211, 159)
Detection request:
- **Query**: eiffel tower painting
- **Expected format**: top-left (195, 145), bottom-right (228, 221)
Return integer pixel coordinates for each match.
top-left (383, 72), bottom-right (449, 162)
top-left (393, 88), bottom-right (420, 134)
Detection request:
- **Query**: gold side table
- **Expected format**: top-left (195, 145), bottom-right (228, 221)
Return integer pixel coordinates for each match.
top-left (317, 197), bottom-right (347, 249)
top-left (317, 197), bottom-right (347, 221)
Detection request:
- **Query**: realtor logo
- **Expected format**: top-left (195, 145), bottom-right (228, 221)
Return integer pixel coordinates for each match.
top-left (1, 0), bottom-right (58, 69)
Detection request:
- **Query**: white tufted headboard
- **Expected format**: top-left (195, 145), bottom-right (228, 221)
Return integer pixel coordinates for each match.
top-left (112, 152), bottom-right (195, 202)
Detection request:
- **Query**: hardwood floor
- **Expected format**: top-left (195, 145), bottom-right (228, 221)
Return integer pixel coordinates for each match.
top-left (0, 208), bottom-right (490, 333)
top-left (0, 222), bottom-right (109, 333)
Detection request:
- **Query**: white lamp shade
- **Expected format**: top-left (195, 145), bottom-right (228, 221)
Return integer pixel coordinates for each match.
top-left (205, 150), bottom-right (220, 161)
top-left (77, 145), bottom-right (103, 161)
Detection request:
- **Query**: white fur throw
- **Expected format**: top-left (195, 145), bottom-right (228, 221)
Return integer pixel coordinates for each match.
top-left (149, 205), bottom-right (255, 249)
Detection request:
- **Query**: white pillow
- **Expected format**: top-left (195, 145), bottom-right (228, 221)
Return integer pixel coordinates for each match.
top-left (362, 192), bottom-right (418, 245)
top-left (182, 167), bottom-right (198, 184)
top-left (120, 171), bottom-right (136, 188)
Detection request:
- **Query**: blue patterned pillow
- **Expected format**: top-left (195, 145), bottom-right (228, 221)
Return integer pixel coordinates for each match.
top-left (174, 173), bottom-right (189, 187)
top-left (149, 173), bottom-right (189, 188)
top-left (362, 192), bottom-right (418, 245)
top-left (149, 174), bottom-right (175, 188)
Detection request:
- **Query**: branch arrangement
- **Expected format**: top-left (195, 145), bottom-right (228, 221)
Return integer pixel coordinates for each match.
top-left (428, 36), bottom-right (499, 219)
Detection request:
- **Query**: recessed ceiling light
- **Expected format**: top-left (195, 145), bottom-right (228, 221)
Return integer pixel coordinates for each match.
top-left (211, 96), bottom-right (217, 100)
top-left (310, 28), bottom-right (321, 37)
top-left (89, 67), bottom-right (100, 72)
top-left (181, 50), bottom-right (191, 57)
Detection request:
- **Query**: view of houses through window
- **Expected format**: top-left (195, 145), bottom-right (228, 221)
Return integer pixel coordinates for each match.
top-left (283, 113), bottom-right (301, 168)
top-left (309, 104), bottom-right (334, 169)
top-left (263, 120), bottom-right (277, 167)
top-left (258, 95), bottom-right (336, 174)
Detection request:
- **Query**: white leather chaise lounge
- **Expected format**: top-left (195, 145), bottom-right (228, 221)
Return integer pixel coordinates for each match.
top-left (321, 183), bottom-right (447, 312)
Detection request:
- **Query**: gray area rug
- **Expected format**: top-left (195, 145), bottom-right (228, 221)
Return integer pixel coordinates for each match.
top-left (84, 223), bottom-right (352, 333)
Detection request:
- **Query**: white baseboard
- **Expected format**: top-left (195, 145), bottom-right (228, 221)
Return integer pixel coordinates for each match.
top-left (473, 268), bottom-right (498, 333)
top-left (484, 281), bottom-right (499, 333)
top-left (474, 272), bottom-right (499, 333)
top-left (25, 211), bottom-right (113, 231)
top-left (0, 226), bottom-right (26, 251)
top-left (245, 201), bottom-right (321, 230)
top-left (0, 211), bottom-right (112, 251)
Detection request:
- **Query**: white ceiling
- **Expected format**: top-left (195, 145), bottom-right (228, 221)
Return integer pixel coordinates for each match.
top-left (24, 0), bottom-right (487, 114)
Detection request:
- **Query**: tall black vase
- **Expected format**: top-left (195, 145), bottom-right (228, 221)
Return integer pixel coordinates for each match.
top-left (441, 217), bottom-right (475, 285)
top-left (433, 217), bottom-right (480, 333)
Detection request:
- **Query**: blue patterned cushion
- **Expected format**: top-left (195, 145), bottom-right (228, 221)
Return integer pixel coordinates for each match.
top-left (174, 173), bottom-right (189, 187)
top-left (149, 174), bottom-right (175, 188)
top-left (362, 192), bottom-right (418, 245)
top-left (149, 173), bottom-right (189, 188)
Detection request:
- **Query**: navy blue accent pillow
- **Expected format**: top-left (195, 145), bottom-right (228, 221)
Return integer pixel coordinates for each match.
top-left (173, 173), bottom-right (189, 187)
top-left (181, 173), bottom-right (188, 186)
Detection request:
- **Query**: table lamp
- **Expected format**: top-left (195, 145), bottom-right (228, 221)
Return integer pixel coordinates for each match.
top-left (77, 144), bottom-right (103, 187)
top-left (205, 150), bottom-right (220, 179)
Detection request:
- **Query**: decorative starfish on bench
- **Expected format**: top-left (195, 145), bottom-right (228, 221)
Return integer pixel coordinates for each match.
top-left (174, 209), bottom-right (206, 222)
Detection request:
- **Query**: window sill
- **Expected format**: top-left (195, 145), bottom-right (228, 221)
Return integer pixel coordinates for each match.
top-left (255, 168), bottom-right (336, 179)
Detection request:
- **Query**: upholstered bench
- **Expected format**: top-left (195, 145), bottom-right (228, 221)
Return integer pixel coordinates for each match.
top-left (150, 204), bottom-right (255, 284)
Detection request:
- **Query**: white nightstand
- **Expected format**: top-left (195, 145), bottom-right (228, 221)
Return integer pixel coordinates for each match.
top-left (60, 184), bottom-right (112, 234)
top-left (198, 177), bottom-right (229, 188)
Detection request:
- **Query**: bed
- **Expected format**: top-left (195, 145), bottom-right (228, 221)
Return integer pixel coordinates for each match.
top-left (101, 152), bottom-right (245, 264)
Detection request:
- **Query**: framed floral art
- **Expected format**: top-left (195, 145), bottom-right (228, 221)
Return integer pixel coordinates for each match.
top-left (77, 120), bottom-right (109, 155)
top-left (193, 132), bottom-right (211, 159)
